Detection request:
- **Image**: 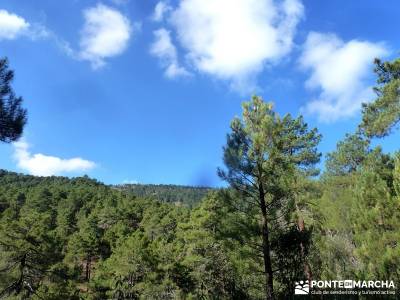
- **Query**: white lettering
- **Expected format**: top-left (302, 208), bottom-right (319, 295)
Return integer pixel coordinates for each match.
top-left (311, 280), bottom-right (317, 288)
top-left (300, 279), bottom-right (396, 290)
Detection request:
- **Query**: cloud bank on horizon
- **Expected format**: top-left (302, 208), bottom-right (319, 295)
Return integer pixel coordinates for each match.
top-left (13, 141), bottom-right (96, 177)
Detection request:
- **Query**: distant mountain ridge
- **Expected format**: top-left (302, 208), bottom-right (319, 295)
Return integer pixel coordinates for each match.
top-left (115, 183), bottom-right (214, 208)
top-left (0, 170), bottom-right (213, 208)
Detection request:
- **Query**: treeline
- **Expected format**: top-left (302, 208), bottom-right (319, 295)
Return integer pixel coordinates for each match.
top-left (0, 56), bottom-right (399, 299)
top-left (115, 184), bottom-right (213, 208)
top-left (0, 170), bottom-right (266, 299)
top-left (312, 57), bottom-right (400, 290)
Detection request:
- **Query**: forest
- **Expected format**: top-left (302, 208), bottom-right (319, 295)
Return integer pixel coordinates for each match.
top-left (0, 56), bottom-right (399, 300)
top-left (114, 184), bottom-right (212, 208)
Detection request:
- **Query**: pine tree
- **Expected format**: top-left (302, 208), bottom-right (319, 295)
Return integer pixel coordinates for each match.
top-left (0, 209), bottom-right (62, 298)
top-left (360, 58), bottom-right (400, 138)
top-left (66, 214), bottom-right (103, 283)
top-left (218, 96), bottom-right (321, 299)
top-left (325, 133), bottom-right (370, 176)
top-left (352, 150), bottom-right (400, 282)
top-left (0, 58), bottom-right (27, 143)
top-left (394, 153), bottom-right (400, 199)
top-left (178, 192), bottom-right (249, 299)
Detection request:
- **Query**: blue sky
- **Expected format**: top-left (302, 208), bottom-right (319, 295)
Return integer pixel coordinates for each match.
top-left (0, 0), bottom-right (399, 186)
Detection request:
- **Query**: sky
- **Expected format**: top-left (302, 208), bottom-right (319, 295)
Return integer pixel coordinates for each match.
top-left (0, 0), bottom-right (399, 186)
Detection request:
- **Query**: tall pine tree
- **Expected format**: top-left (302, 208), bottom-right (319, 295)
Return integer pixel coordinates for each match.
top-left (218, 96), bottom-right (321, 299)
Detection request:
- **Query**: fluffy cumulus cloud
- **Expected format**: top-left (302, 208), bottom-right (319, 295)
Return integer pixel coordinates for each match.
top-left (299, 32), bottom-right (388, 122)
top-left (150, 28), bottom-right (189, 78)
top-left (151, 0), bottom-right (303, 90)
top-left (13, 140), bottom-right (96, 177)
top-left (152, 1), bottom-right (172, 22)
top-left (0, 9), bottom-right (49, 41)
top-left (0, 9), bottom-right (50, 41)
top-left (0, 9), bottom-right (29, 40)
top-left (79, 4), bottom-right (132, 68)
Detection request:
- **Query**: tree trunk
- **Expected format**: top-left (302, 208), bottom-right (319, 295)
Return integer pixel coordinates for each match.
top-left (259, 185), bottom-right (274, 300)
top-left (85, 255), bottom-right (91, 281)
top-left (298, 215), bottom-right (312, 282)
top-left (16, 253), bottom-right (26, 294)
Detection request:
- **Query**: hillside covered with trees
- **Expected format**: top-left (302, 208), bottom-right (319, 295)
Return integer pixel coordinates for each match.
top-left (115, 184), bottom-right (213, 208)
top-left (0, 55), bottom-right (399, 299)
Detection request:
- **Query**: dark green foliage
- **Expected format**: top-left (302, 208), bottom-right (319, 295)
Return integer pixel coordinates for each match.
top-left (218, 96), bottom-right (321, 299)
top-left (311, 138), bottom-right (400, 293)
top-left (0, 171), bottom-right (257, 299)
top-left (0, 75), bottom-right (400, 300)
top-left (352, 150), bottom-right (400, 282)
top-left (116, 184), bottom-right (212, 208)
top-left (0, 58), bottom-right (27, 143)
top-left (325, 133), bottom-right (370, 176)
top-left (272, 226), bottom-right (312, 294)
top-left (360, 58), bottom-right (400, 138)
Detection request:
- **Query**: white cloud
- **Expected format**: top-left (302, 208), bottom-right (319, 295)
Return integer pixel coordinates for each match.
top-left (28, 24), bottom-right (50, 40)
top-left (0, 9), bottom-right (30, 40)
top-left (152, 1), bottom-right (172, 22)
top-left (0, 9), bottom-right (50, 41)
top-left (79, 4), bottom-right (132, 69)
top-left (299, 32), bottom-right (388, 122)
top-left (122, 179), bottom-right (138, 184)
top-left (157, 0), bottom-right (303, 90)
top-left (150, 28), bottom-right (189, 78)
top-left (13, 140), bottom-right (96, 177)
